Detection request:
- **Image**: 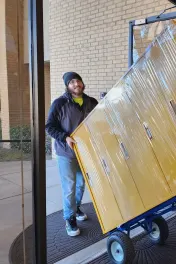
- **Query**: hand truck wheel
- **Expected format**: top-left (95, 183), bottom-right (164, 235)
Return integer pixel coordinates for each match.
top-left (107, 231), bottom-right (135, 264)
top-left (149, 216), bottom-right (169, 245)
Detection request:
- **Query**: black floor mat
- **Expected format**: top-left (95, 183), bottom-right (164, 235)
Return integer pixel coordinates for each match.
top-left (9, 203), bottom-right (106, 264)
top-left (88, 215), bottom-right (176, 264)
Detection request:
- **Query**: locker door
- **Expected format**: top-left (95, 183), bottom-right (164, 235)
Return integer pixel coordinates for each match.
top-left (126, 55), bottom-right (176, 194)
top-left (155, 28), bottom-right (176, 104)
top-left (73, 123), bottom-right (123, 233)
top-left (85, 101), bottom-right (145, 222)
top-left (143, 43), bottom-right (176, 127)
top-left (141, 43), bottom-right (176, 143)
top-left (104, 86), bottom-right (171, 210)
top-left (144, 36), bottom-right (176, 127)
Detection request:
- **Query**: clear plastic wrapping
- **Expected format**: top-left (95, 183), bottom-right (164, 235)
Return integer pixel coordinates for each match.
top-left (73, 21), bottom-right (176, 234)
top-left (133, 19), bottom-right (176, 63)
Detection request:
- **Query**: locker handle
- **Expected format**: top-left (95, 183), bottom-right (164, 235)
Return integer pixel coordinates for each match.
top-left (86, 173), bottom-right (93, 187)
top-left (102, 158), bottom-right (110, 174)
top-left (120, 142), bottom-right (129, 160)
top-left (143, 122), bottom-right (152, 140)
top-left (170, 99), bottom-right (176, 115)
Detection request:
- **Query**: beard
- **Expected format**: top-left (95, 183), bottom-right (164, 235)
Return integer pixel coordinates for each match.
top-left (67, 85), bottom-right (85, 97)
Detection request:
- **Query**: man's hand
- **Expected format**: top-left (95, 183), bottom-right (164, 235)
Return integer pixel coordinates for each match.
top-left (66, 136), bottom-right (76, 149)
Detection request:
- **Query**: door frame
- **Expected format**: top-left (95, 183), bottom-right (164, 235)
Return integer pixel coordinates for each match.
top-left (29, 0), bottom-right (46, 263)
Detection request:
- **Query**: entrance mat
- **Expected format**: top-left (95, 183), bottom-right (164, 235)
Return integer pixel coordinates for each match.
top-left (9, 203), bottom-right (106, 264)
top-left (88, 216), bottom-right (176, 264)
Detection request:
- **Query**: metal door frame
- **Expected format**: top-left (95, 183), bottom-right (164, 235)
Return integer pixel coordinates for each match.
top-left (29, 0), bottom-right (46, 263)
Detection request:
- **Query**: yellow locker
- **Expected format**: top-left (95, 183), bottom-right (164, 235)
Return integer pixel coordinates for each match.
top-left (125, 51), bottom-right (176, 194)
top-left (141, 42), bottom-right (176, 139)
top-left (73, 124), bottom-right (123, 233)
top-left (144, 43), bottom-right (176, 127)
top-left (155, 26), bottom-right (176, 104)
top-left (71, 23), bottom-right (176, 234)
top-left (85, 101), bottom-right (145, 221)
top-left (104, 87), bottom-right (171, 209)
top-left (144, 36), bottom-right (176, 125)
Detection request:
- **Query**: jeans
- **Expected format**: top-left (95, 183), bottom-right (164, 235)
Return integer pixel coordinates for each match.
top-left (57, 156), bottom-right (85, 220)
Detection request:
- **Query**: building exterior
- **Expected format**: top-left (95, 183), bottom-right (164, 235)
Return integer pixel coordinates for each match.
top-left (0, 0), bottom-right (50, 141)
top-left (49, 0), bottom-right (173, 102)
top-left (0, 1), bottom-right (176, 264)
top-left (0, 0), bottom-right (173, 141)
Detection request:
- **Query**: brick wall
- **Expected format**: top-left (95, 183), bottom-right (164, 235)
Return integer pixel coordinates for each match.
top-left (45, 62), bottom-right (51, 120)
top-left (1, 0), bottom-right (50, 140)
top-left (5, 0), bottom-right (31, 127)
top-left (49, 0), bottom-right (173, 102)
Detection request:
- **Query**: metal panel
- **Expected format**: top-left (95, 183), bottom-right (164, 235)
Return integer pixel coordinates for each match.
top-left (28, 0), bottom-right (46, 263)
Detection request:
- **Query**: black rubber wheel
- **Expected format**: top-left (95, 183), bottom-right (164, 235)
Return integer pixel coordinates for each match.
top-left (149, 216), bottom-right (169, 245)
top-left (107, 231), bottom-right (135, 264)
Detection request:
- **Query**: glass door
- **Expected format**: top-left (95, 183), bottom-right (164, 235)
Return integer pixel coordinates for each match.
top-left (0, 0), bottom-right (46, 263)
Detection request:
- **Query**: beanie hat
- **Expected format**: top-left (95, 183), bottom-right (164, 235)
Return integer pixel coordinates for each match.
top-left (63, 72), bottom-right (83, 87)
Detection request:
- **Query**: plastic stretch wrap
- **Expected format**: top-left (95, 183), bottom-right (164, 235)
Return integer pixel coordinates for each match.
top-left (133, 19), bottom-right (176, 63)
top-left (72, 21), bottom-right (176, 234)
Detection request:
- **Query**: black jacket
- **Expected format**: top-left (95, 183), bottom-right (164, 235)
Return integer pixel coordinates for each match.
top-left (46, 92), bottom-right (98, 158)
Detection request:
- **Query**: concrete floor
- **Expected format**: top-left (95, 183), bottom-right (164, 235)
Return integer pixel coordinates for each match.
top-left (0, 159), bottom-right (91, 264)
top-left (1, 159), bottom-right (175, 264)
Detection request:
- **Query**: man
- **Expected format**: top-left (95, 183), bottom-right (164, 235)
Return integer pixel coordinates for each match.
top-left (46, 72), bottom-right (98, 236)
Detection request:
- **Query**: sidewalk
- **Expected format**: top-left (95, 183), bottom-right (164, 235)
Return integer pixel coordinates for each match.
top-left (0, 159), bottom-right (91, 264)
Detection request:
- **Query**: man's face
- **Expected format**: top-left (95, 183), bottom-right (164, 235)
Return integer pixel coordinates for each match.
top-left (67, 79), bottom-right (84, 97)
